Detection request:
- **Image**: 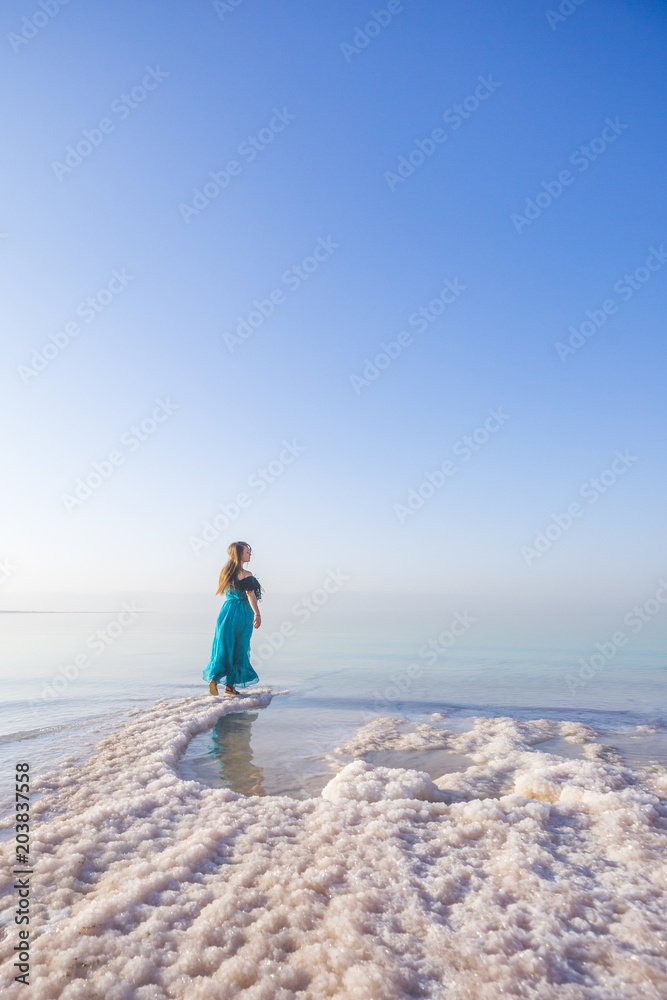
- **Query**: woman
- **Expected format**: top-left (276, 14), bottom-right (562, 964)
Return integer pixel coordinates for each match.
top-left (203, 541), bottom-right (263, 697)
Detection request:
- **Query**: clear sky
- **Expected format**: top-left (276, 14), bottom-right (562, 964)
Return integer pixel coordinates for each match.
top-left (1, 0), bottom-right (666, 611)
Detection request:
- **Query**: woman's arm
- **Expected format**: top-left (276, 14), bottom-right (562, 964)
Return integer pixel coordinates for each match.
top-left (247, 589), bottom-right (261, 628)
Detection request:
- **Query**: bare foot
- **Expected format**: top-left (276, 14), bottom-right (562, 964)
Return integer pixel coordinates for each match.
top-left (208, 680), bottom-right (219, 696)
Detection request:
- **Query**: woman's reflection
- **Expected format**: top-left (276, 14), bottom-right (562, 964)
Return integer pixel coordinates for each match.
top-left (208, 711), bottom-right (266, 796)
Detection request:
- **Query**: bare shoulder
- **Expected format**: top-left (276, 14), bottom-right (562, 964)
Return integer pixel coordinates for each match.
top-left (237, 570), bottom-right (252, 580)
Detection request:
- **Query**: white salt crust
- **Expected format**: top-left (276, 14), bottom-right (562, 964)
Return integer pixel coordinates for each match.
top-left (1, 692), bottom-right (667, 999)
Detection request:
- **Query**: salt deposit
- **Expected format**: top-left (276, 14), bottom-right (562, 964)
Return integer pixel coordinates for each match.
top-left (333, 716), bottom-right (450, 755)
top-left (1, 692), bottom-right (666, 999)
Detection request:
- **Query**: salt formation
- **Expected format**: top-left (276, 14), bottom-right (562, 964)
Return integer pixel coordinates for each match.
top-left (333, 716), bottom-right (450, 755)
top-left (1, 693), bottom-right (666, 999)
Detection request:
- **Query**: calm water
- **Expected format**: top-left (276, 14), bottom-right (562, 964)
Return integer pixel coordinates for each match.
top-left (1, 591), bottom-right (666, 803)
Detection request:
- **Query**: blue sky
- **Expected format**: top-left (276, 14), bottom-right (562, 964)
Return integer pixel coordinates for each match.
top-left (1, 0), bottom-right (666, 610)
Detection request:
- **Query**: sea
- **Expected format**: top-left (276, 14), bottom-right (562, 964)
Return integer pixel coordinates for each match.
top-left (1, 590), bottom-right (666, 997)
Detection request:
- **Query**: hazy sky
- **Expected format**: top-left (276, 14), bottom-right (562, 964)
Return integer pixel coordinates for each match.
top-left (1, 0), bottom-right (666, 608)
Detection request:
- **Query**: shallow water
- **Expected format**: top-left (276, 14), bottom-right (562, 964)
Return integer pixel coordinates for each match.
top-left (1, 595), bottom-right (666, 796)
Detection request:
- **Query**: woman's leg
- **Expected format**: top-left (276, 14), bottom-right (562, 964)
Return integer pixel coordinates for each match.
top-left (227, 607), bottom-right (257, 689)
top-left (204, 609), bottom-right (232, 694)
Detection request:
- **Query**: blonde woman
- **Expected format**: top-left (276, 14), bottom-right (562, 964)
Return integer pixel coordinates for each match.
top-left (203, 541), bottom-right (262, 696)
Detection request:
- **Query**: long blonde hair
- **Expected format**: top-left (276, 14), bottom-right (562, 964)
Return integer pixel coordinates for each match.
top-left (216, 541), bottom-right (251, 596)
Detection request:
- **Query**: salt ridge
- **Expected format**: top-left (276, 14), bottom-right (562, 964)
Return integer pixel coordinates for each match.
top-left (1, 692), bottom-right (666, 999)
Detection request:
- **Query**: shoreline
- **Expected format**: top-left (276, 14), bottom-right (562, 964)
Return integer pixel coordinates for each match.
top-left (1, 693), bottom-right (666, 997)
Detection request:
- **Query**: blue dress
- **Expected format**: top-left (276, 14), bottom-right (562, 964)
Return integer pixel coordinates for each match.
top-left (202, 576), bottom-right (262, 689)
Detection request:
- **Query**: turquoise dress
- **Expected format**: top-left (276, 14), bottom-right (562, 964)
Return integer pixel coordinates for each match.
top-left (202, 575), bottom-right (262, 689)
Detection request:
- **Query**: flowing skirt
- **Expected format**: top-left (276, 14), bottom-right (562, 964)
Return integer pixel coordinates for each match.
top-left (202, 593), bottom-right (259, 688)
